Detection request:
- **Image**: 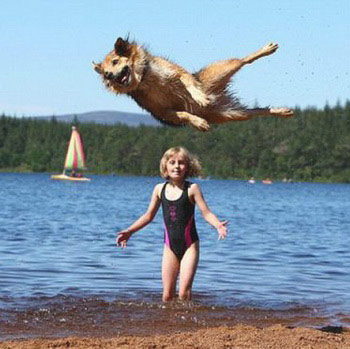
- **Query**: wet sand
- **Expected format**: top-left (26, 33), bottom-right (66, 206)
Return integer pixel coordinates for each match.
top-left (1, 325), bottom-right (350, 349)
top-left (1, 296), bottom-right (350, 348)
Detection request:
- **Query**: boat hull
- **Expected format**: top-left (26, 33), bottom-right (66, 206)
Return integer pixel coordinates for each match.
top-left (51, 174), bottom-right (91, 182)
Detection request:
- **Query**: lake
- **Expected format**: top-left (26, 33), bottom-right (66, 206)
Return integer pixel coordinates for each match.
top-left (0, 173), bottom-right (349, 339)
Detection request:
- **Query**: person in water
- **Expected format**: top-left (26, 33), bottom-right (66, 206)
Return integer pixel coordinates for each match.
top-left (116, 147), bottom-right (228, 302)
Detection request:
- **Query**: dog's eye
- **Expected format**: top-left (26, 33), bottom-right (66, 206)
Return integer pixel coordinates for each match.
top-left (112, 59), bottom-right (119, 66)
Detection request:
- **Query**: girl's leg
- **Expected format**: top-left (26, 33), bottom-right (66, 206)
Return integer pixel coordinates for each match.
top-left (178, 241), bottom-right (199, 301)
top-left (162, 245), bottom-right (180, 302)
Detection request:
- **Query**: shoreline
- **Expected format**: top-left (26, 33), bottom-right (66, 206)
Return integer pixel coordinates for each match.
top-left (1, 324), bottom-right (350, 349)
top-left (1, 171), bottom-right (349, 184)
top-left (1, 297), bottom-right (349, 348)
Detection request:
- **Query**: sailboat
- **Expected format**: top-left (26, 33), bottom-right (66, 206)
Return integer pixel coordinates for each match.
top-left (51, 126), bottom-right (91, 181)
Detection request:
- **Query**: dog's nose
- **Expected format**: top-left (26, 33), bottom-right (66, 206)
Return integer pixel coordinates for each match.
top-left (104, 72), bottom-right (113, 80)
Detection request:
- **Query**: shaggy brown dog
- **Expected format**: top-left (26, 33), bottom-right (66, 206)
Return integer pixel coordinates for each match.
top-left (93, 37), bottom-right (293, 131)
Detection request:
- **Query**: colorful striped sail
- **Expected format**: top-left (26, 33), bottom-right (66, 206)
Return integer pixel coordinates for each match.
top-left (63, 126), bottom-right (86, 170)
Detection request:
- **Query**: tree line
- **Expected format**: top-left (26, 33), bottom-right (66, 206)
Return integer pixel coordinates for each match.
top-left (1, 101), bottom-right (350, 182)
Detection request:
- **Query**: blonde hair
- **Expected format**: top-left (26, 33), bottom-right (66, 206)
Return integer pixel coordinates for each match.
top-left (160, 147), bottom-right (202, 179)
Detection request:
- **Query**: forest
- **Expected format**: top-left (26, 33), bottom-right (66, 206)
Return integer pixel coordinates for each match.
top-left (1, 101), bottom-right (350, 183)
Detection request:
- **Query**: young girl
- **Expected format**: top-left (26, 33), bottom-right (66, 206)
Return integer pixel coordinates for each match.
top-left (117, 147), bottom-right (228, 302)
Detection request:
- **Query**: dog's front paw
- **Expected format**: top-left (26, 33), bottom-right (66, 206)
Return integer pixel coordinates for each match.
top-left (195, 92), bottom-right (211, 107)
top-left (270, 108), bottom-right (294, 118)
top-left (190, 117), bottom-right (210, 132)
top-left (187, 86), bottom-right (210, 107)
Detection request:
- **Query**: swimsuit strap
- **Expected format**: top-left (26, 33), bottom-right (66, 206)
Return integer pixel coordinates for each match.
top-left (160, 181), bottom-right (168, 201)
top-left (183, 181), bottom-right (190, 201)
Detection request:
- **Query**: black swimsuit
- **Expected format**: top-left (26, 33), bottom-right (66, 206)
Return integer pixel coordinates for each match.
top-left (161, 181), bottom-right (199, 261)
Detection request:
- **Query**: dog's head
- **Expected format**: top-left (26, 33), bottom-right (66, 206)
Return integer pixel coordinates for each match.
top-left (93, 37), bottom-right (144, 94)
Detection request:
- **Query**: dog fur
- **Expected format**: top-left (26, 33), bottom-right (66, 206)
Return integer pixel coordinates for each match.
top-left (93, 37), bottom-right (293, 131)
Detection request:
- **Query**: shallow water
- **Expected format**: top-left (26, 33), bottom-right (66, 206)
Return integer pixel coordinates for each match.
top-left (1, 173), bottom-right (349, 338)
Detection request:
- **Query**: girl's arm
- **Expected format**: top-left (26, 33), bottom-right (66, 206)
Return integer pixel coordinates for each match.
top-left (117, 184), bottom-right (162, 248)
top-left (190, 183), bottom-right (228, 240)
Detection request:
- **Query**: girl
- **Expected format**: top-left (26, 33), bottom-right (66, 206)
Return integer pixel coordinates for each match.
top-left (117, 147), bottom-right (228, 302)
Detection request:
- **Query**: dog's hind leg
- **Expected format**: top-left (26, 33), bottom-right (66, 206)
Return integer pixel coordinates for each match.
top-left (241, 42), bottom-right (279, 64)
top-left (196, 59), bottom-right (245, 94)
top-left (244, 107), bottom-right (293, 118)
top-left (196, 43), bottom-right (279, 94)
top-left (219, 107), bottom-right (293, 122)
top-left (164, 110), bottom-right (210, 131)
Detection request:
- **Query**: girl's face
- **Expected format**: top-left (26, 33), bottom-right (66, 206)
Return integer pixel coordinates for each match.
top-left (166, 153), bottom-right (188, 181)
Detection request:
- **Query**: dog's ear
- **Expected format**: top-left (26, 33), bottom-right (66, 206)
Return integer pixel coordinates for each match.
top-left (92, 61), bottom-right (103, 74)
top-left (114, 37), bottom-right (129, 56)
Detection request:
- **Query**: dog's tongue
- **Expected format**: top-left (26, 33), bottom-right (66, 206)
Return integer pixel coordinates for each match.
top-left (121, 75), bottom-right (128, 84)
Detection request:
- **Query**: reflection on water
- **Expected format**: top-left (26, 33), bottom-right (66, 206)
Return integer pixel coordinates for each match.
top-left (0, 173), bottom-right (350, 338)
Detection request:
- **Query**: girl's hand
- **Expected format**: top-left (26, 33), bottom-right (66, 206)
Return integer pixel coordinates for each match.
top-left (217, 221), bottom-right (228, 240)
top-left (116, 229), bottom-right (132, 248)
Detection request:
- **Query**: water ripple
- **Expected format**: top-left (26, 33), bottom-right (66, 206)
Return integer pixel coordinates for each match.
top-left (0, 174), bottom-right (350, 325)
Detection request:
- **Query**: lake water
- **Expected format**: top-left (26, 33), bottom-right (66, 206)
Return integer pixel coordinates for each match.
top-left (0, 173), bottom-right (349, 339)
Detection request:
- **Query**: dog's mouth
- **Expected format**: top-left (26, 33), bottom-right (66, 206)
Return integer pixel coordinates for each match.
top-left (105, 66), bottom-right (131, 86)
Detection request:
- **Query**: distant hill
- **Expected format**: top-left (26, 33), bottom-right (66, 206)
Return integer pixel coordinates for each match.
top-left (34, 110), bottom-right (161, 127)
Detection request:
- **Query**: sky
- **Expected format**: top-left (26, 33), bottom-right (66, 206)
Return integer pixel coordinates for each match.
top-left (1, 0), bottom-right (349, 117)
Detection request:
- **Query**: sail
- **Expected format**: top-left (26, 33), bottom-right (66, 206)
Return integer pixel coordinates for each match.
top-left (63, 126), bottom-right (86, 170)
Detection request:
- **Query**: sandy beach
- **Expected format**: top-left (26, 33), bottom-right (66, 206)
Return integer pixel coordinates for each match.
top-left (1, 325), bottom-right (350, 349)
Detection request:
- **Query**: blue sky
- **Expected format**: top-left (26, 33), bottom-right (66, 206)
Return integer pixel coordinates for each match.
top-left (1, 0), bottom-right (349, 117)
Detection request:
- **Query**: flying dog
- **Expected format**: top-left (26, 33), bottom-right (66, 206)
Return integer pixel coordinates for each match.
top-left (93, 37), bottom-right (293, 131)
